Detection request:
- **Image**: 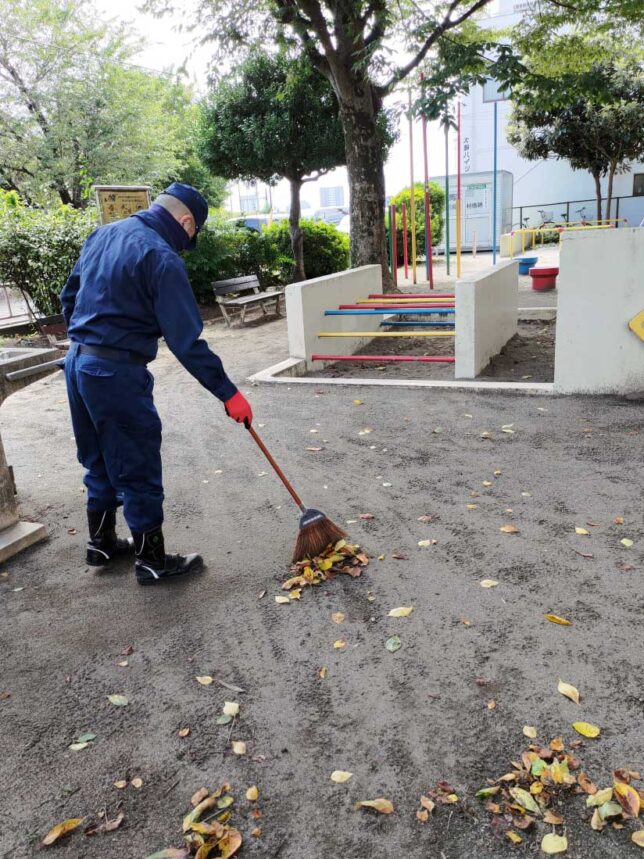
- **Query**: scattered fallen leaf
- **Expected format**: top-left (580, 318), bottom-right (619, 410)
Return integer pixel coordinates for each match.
top-left (500, 524), bottom-right (520, 534)
top-left (178, 727), bottom-right (190, 738)
top-left (331, 612), bottom-right (345, 624)
top-left (216, 714), bottom-right (232, 725)
top-left (621, 538), bottom-right (634, 547)
top-left (578, 772), bottom-right (597, 794)
top-left (541, 833), bottom-right (567, 854)
top-left (483, 480), bottom-right (493, 487)
top-left (614, 781), bottom-right (641, 817)
top-left (507, 831), bottom-right (522, 844)
top-left (614, 516), bottom-right (624, 525)
top-left (523, 726), bottom-right (537, 739)
top-left (417, 539), bottom-right (437, 547)
top-left (69, 742), bottom-right (90, 751)
top-left (359, 513), bottom-right (374, 520)
top-left (191, 788), bottom-right (209, 807)
top-left (388, 606), bottom-right (413, 618)
top-left (231, 741), bottom-right (246, 755)
top-left (354, 798), bottom-right (394, 814)
top-left (572, 721), bottom-right (600, 738)
top-left (331, 770), bottom-right (353, 783)
top-left (196, 676), bottom-right (214, 686)
top-left (274, 596), bottom-right (290, 604)
top-left (385, 635), bottom-right (401, 653)
top-left (420, 796), bottom-right (435, 812)
top-left (223, 702), bottom-right (239, 717)
top-left (305, 446), bottom-right (323, 452)
top-left (131, 777), bottom-right (143, 789)
top-left (391, 552), bottom-right (408, 560)
top-left (246, 786), bottom-right (259, 801)
top-left (575, 527), bottom-right (590, 536)
top-left (114, 780), bottom-right (128, 789)
top-left (558, 679), bottom-right (580, 704)
top-left (67, 528), bottom-right (77, 535)
top-left (480, 431), bottom-right (492, 439)
top-left (587, 788), bottom-right (613, 807)
top-left (251, 827), bottom-right (262, 838)
top-left (145, 850), bottom-right (190, 859)
top-left (353, 399), bottom-right (363, 405)
top-left (509, 787), bottom-right (540, 814)
top-left (85, 812), bottom-right (124, 836)
top-left (107, 694), bottom-right (128, 706)
top-left (544, 810), bottom-right (564, 824)
top-left (417, 515), bottom-right (433, 523)
top-left (41, 818), bottom-right (84, 846)
top-left (545, 614), bottom-right (572, 626)
top-left (487, 700), bottom-right (497, 710)
top-left (480, 579), bottom-right (499, 588)
top-left (476, 786), bottom-right (500, 799)
top-left (461, 617), bottom-right (471, 626)
top-left (416, 809), bottom-right (429, 822)
top-left (319, 666), bottom-right (328, 679)
top-left (333, 639), bottom-right (347, 650)
top-left (117, 659), bottom-right (129, 667)
top-left (632, 831), bottom-right (644, 847)
top-left (466, 503), bottom-right (479, 509)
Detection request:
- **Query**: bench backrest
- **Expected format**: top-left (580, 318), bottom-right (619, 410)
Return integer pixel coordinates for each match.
top-left (212, 275), bottom-right (260, 296)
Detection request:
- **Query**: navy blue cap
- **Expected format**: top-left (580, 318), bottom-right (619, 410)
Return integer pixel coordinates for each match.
top-left (163, 182), bottom-right (209, 231)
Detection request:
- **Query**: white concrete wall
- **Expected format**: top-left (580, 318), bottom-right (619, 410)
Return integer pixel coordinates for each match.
top-left (554, 229), bottom-right (644, 394)
top-left (500, 230), bottom-right (535, 258)
top-left (455, 260), bottom-right (519, 378)
top-left (285, 265), bottom-right (383, 370)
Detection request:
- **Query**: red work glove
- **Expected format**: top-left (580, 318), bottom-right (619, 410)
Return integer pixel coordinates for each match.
top-left (224, 391), bottom-right (253, 427)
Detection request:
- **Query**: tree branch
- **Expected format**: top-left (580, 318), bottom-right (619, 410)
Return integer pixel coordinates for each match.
top-left (302, 167), bottom-right (331, 183)
top-left (379, 0), bottom-right (494, 94)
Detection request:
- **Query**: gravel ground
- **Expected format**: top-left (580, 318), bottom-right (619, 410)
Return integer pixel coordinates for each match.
top-left (0, 315), bottom-right (642, 859)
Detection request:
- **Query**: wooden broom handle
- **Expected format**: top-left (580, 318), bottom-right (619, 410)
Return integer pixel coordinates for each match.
top-left (246, 424), bottom-right (305, 512)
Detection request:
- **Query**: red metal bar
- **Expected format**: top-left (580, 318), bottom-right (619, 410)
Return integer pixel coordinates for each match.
top-left (338, 303), bottom-right (455, 310)
top-left (311, 354), bottom-right (455, 363)
top-left (391, 205), bottom-right (398, 287)
top-left (402, 204), bottom-right (409, 279)
top-left (368, 293), bottom-right (454, 299)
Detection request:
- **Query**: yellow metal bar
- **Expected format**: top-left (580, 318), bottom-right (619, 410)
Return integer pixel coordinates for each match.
top-left (318, 331), bottom-right (455, 338)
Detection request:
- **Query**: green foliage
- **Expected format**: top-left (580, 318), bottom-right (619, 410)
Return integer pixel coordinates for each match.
top-left (0, 198), bottom-right (95, 315)
top-left (390, 183), bottom-right (444, 262)
top-left (260, 219), bottom-right (350, 281)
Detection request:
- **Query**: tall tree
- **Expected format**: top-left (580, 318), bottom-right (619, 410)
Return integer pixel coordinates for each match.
top-left (200, 52), bottom-right (348, 281)
top-left (146, 0), bottom-right (640, 291)
top-left (0, 0), bottom-right (225, 207)
top-left (507, 61), bottom-right (644, 221)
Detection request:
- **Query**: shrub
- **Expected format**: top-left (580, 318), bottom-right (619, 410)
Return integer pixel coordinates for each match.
top-left (261, 218), bottom-right (350, 281)
top-left (390, 182), bottom-right (444, 264)
top-left (0, 196), bottom-right (95, 315)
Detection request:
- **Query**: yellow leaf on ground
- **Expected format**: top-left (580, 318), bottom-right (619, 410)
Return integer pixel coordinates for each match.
top-left (467, 504), bottom-right (479, 509)
top-left (223, 702), bottom-right (239, 717)
top-left (575, 527), bottom-right (590, 536)
top-left (573, 721), bottom-right (601, 738)
top-left (217, 827), bottom-right (242, 859)
top-left (114, 780), bottom-right (127, 789)
top-left (388, 606), bottom-right (414, 617)
top-left (196, 676), bottom-right (213, 685)
top-left (331, 612), bottom-right (345, 624)
top-left (41, 818), bottom-right (84, 846)
top-left (274, 596), bottom-right (290, 604)
top-left (483, 480), bottom-right (493, 486)
top-left (330, 770), bottom-right (353, 783)
top-left (231, 741), bottom-right (247, 755)
top-left (178, 727), bottom-right (190, 738)
top-left (500, 524), bottom-right (520, 534)
top-left (614, 782), bottom-right (641, 817)
top-left (480, 579), bottom-right (499, 588)
top-left (417, 539), bottom-right (436, 547)
top-left (558, 679), bottom-right (580, 704)
top-left (507, 831), bottom-right (522, 844)
top-left (545, 614), bottom-right (572, 625)
top-left (319, 666), bottom-right (328, 679)
top-left (590, 808), bottom-right (605, 831)
top-left (416, 809), bottom-right (429, 822)
top-left (246, 786), bottom-right (259, 801)
top-left (354, 798), bottom-right (394, 814)
top-left (544, 810), bottom-right (564, 825)
top-left (632, 831), bottom-right (644, 847)
top-left (107, 693), bottom-right (129, 705)
top-left (420, 796), bottom-right (435, 812)
top-left (131, 777), bottom-right (143, 789)
top-left (333, 639), bottom-right (347, 649)
top-left (541, 833), bottom-right (568, 854)
top-left (586, 787), bottom-right (613, 807)
top-left (621, 538), bottom-right (634, 547)
top-left (523, 726), bottom-right (537, 738)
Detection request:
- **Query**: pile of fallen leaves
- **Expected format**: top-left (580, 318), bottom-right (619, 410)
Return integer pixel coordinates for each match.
top-left (145, 785), bottom-right (243, 859)
top-left (279, 540), bottom-right (369, 600)
top-left (472, 737), bottom-right (643, 852)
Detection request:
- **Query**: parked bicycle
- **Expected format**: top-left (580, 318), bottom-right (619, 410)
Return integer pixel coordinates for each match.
top-left (574, 206), bottom-right (592, 226)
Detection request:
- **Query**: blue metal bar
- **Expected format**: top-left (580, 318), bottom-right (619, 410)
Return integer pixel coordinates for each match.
top-left (325, 308), bottom-right (455, 316)
top-left (381, 320), bottom-right (455, 327)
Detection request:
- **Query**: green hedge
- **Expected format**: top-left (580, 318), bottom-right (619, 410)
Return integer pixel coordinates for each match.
top-left (390, 182), bottom-right (444, 264)
top-left (0, 195), bottom-right (351, 314)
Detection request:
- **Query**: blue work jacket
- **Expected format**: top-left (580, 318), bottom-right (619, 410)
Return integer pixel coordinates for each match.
top-left (60, 207), bottom-right (237, 402)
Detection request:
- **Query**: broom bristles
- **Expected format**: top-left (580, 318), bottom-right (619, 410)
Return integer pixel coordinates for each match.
top-left (293, 516), bottom-right (347, 563)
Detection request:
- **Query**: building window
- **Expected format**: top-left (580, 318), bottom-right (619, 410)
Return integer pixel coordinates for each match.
top-left (633, 174), bottom-right (644, 197)
top-left (240, 195), bottom-right (258, 212)
top-left (320, 186), bottom-right (344, 207)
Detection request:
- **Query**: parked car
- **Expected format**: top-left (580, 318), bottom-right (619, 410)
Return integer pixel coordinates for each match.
top-left (337, 215), bottom-right (351, 235)
top-left (311, 206), bottom-right (348, 225)
top-left (227, 214), bottom-right (289, 232)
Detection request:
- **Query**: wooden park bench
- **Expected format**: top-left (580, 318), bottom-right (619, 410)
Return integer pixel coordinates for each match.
top-left (211, 275), bottom-right (284, 327)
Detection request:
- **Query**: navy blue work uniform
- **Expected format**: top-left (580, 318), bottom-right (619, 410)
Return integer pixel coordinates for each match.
top-left (61, 205), bottom-right (237, 533)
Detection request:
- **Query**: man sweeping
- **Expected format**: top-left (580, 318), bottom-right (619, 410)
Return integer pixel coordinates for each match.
top-left (60, 183), bottom-right (252, 585)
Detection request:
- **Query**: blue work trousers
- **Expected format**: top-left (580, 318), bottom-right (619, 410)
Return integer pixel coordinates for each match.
top-left (64, 345), bottom-right (164, 532)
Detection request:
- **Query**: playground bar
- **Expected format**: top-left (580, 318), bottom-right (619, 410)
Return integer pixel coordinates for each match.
top-left (391, 205), bottom-right (398, 287)
top-left (325, 309), bottom-right (455, 316)
top-left (421, 79), bottom-right (434, 288)
top-left (402, 205), bottom-right (409, 278)
top-left (492, 101), bottom-right (498, 265)
top-left (408, 90), bottom-right (417, 284)
top-left (311, 354), bottom-right (455, 363)
top-left (368, 293), bottom-right (454, 299)
top-left (444, 115), bottom-right (450, 276)
top-left (338, 304), bottom-right (454, 310)
top-left (388, 205), bottom-right (395, 283)
top-left (456, 101), bottom-right (462, 278)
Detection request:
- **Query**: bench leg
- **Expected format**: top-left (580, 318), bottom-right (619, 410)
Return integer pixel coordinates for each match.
top-left (219, 304), bottom-right (232, 327)
top-left (260, 300), bottom-right (269, 316)
top-left (240, 305), bottom-right (248, 325)
top-left (275, 296), bottom-right (282, 316)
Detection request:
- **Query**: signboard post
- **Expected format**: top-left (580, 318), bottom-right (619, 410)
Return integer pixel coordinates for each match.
top-left (93, 185), bottom-right (151, 225)
top-left (482, 79), bottom-right (508, 265)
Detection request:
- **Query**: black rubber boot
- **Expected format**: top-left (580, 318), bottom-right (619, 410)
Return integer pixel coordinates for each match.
top-left (87, 508), bottom-right (134, 566)
top-left (133, 526), bottom-right (203, 586)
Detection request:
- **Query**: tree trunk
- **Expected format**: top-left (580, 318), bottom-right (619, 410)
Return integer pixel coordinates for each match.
top-left (288, 177), bottom-right (305, 283)
top-left (593, 172), bottom-right (603, 223)
top-left (337, 94), bottom-right (394, 292)
top-left (606, 162), bottom-right (616, 225)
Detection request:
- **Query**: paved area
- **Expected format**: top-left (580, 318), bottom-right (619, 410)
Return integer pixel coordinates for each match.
top-left (0, 316), bottom-right (642, 858)
top-left (398, 246), bottom-right (560, 308)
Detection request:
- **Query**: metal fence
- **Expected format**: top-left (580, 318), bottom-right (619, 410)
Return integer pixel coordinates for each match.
top-left (512, 195), bottom-right (644, 230)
